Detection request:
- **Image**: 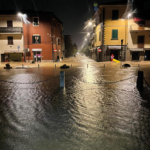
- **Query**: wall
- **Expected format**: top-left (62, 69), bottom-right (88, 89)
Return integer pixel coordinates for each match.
top-left (128, 19), bottom-right (150, 49)
top-left (23, 13), bottom-right (63, 62)
top-left (94, 23), bottom-right (102, 47)
top-left (0, 15), bottom-right (24, 61)
top-left (104, 5), bottom-right (128, 46)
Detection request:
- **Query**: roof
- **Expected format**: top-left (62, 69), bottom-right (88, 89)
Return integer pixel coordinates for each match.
top-left (0, 9), bottom-right (63, 24)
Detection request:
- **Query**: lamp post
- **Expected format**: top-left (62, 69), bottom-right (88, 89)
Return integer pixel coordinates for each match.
top-left (121, 39), bottom-right (124, 67)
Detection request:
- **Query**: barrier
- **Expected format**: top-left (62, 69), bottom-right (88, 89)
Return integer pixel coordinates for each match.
top-left (113, 59), bottom-right (120, 63)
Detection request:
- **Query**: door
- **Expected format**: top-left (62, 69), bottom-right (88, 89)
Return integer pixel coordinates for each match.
top-left (110, 50), bottom-right (119, 60)
top-left (138, 36), bottom-right (144, 48)
top-left (132, 52), bottom-right (140, 61)
top-left (7, 21), bottom-right (13, 27)
top-left (145, 50), bottom-right (150, 61)
top-left (33, 52), bottom-right (41, 62)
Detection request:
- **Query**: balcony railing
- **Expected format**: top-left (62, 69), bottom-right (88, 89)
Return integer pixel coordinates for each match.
top-left (130, 25), bottom-right (150, 32)
top-left (0, 27), bottom-right (23, 34)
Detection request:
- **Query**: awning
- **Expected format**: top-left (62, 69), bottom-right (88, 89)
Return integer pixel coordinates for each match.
top-left (130, 48), bottom-right (144, 51)
top-left (5, 50), bottom-right (23, 53)
top-left (108, 46), bottom-right (121, 50)
top-left (32, 49), bottom-right (42, 52)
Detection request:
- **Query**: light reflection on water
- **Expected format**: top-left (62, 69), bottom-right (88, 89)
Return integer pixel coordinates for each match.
top-left (0, 65), bottom-right (150, 150)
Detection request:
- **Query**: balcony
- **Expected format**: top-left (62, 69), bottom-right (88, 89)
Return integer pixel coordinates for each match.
top-left (130, 25), bottom-right (150, 32)
top-left (0, 27), bottom-right (23, 34)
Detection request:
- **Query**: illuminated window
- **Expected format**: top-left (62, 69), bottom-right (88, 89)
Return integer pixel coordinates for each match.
top-left (32, 35), bottom-right (41, 44)
top-left (33, 17), bottom-right (39, 26)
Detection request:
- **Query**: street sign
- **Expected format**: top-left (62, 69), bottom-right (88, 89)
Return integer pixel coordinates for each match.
top-left (18, 46), bottom-right (20, 50)
top-left (98, 49), bottom-right (101, 52)
top-left (54, 49), bottom-right (57, 52)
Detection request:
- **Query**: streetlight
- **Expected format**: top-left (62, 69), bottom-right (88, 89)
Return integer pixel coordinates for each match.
top-left (128, 13), bottom-right (131, 17)
top-left (88, 22), bottom-right (92, 26)
top-left (87, 33), bottom-right (90, 36)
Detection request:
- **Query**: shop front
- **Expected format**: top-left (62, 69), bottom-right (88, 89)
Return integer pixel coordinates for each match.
top-left (32, 49), bottom-right (42, 62)
top-left (130, 49), bottom-right (144, 61)
top-left (108, 46), bottom-right (121, 61)
top-left (145, 49), bottom-right (150, 61)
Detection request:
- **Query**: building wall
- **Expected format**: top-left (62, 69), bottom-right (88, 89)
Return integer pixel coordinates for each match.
top-left (0, 15), bottom-right (24, 62)
top-left (94, 23), bottom-right (102, 47)
top-left (128, 19), bottom-right (150, 49)
top-left (0, 15), bottom-right (23, 27)
top-left (104, 5), bottom-right (128, 46)
top-left (23, 13), bottom-right (62, 62)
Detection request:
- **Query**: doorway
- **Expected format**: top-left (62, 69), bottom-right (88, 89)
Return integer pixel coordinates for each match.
top-left (132, 52), bottom-right (140, 61)
top-left (110, 50), bottom-right (119, 60)
top-left (138, 36), bottom-right (145, 48)
top-left (33, 52), bottom-right (41, 62)
top-left (1, 54), bottom-right (5, 62)
top-left (145, 50), bottom-right (150, 61)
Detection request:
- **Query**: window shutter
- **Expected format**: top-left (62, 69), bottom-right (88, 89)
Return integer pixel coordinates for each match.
top-left (99, 31), bottom-right (101, 41)
top-left (112, 30), bottom-right (118, 39)
top-left (39, 36), bottom-right (41, 43)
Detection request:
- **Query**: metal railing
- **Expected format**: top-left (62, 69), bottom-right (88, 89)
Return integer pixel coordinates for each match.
top-left (0, 27), bottom-right (23, 33)
top-left (130, 25), bottom-right (150, 31)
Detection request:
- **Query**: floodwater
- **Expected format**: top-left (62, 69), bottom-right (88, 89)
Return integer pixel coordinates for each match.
top-left (0, 56), bottom-right (150, 150)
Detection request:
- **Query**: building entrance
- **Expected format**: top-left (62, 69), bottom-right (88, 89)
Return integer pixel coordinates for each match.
top-left (110, 50), bottom-right (119, 60)
top-left (145, 50), bottom-right (150, 61)
top-left (132, 52), bottom-right (140, 61)
top-left (33, 52), bottom-right (41, 62)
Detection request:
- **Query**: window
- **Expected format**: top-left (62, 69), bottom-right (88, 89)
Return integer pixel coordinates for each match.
top-left (100, 14), bottom-right (101, 23)
top-left (112, 10), bottom-right (119, 20)
top-left (95, 34), bottom-right (97, 42)
top-left (57, 38), bottom-right (60, 45)
top-left (33, 17), bottom-right (39, 26)
top-left (32, 35), bottom-right (41, 44)
top-left (52, 37), bottom-right (55, 44)
top-left (99, 31), bottom-right (101, 41)
top-left (112, 30), bottom-right (118, 40)
top-left (8, 37), bottom-right (13, 45)
top-left (7, 21), bottom-right (13, 27)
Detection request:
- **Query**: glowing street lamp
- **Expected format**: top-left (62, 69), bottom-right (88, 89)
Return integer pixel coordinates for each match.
top-left (85, 38), bottom-right (87, 41)
top-left (128, 13), bottom-right (131, 17)
top-left (87, 33), bottom-right (90, 36)
top-left (88, 22), bottom-right (92, 26)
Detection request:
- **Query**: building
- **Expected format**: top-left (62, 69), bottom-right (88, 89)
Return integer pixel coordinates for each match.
top-left (0, 10), bottom-right (64, 62)
top-left (64, 35), bottom-right (72, 57)
top-left (90, 0), bottom-right (150, 62)
top-left (90, 1), bottom-right (128, 62)
top-left (0, 13), bottom-right (24, 62)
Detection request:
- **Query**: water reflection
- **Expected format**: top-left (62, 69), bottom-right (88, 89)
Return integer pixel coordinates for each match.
top-left (0, 64), bottom-right (150, 150)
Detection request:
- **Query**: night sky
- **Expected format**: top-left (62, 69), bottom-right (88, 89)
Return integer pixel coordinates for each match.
top-left (0, 0), bottom-right (145, 49)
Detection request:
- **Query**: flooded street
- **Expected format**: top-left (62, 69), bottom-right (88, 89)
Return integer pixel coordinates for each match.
top-left (0, 56), bottom-right (150, 150)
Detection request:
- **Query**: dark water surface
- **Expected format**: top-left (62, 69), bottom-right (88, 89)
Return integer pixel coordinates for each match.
top-left (0, 61), bottom-right (150, 150)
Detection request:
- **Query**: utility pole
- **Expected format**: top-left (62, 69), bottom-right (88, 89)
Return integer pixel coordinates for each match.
top-left (121, 39), bottom-right (124, 67)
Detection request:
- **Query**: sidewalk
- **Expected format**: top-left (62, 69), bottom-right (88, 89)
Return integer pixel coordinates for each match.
top-left (0, 56), bottom-right (150, 69)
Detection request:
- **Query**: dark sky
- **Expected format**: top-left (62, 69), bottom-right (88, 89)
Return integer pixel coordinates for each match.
top-left (0, 0), bottom-right (124, 49)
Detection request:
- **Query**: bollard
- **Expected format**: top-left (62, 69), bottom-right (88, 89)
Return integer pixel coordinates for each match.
top-left (60, 71), bottom-right (65, 88)
top-left (138, 64), bottom-right (140, 67)
top-left (104, 64), bottom-right (105, 68)
top-left (87, 64), bottom-right (88, 68)
top-left (137, 71), bottom-right (143, 91)
top-left (55, 64), bottom-right (56, 68)
top-left (22, 64), bottom-right (24, 68)
top-left (38, 64), bottom-right (39, 68)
